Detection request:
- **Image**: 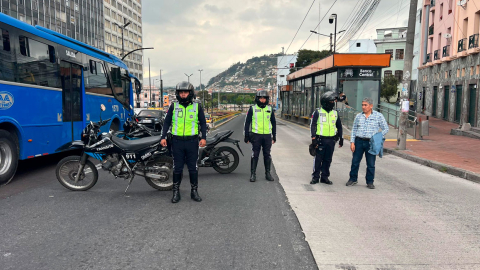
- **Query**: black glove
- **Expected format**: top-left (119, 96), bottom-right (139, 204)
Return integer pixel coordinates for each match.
top-left (244, 136), bottom-right (249, 143)
top-left (339, 138), bottom-right (344, 147)
top-left (272, 136), bottom-right (276, 143)
top-left (312, 138), bottom-right (317, 147)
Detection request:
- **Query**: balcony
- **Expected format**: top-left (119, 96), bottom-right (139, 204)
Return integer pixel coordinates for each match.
top-left (434, 50), bottom-right (439, 60)
top-left (442, 45), bottom-right (450, 57)
top-left (468, 34), bottom-right (479, 49)
top-left (430, 0), bottom-right (436, 7)
top-left (458, 38), bottom-right (467, 52)
top-left (426, 53), bottom-right (432, 63)
top-left (429, 24), bottom-right (434, 36)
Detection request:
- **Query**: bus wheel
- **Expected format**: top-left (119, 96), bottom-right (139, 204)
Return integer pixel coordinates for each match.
top-left (0, 130), bottom-right (19, 185)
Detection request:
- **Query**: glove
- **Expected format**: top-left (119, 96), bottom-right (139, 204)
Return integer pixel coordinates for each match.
top-left (311, 138), bottom-right (317, 147)
top-left (244, 136), bottom-right (249, 143)
top-left (339, 138), bottom-right (344, 147)
top-left (272, 136), bottom-right (276, 143)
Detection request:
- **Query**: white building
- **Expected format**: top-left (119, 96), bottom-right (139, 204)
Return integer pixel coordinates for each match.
top-left (103, 0), bottom-right (143, 81)
top-left (276, 54), bottom-right (297, 110)
top-left (348, 39), bottom-right (377, 53)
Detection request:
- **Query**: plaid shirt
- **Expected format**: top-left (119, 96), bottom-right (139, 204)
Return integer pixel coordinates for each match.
top-left (350, 110), bottom-right (389, 143)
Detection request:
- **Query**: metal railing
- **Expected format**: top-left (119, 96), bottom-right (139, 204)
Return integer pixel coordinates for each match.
top-left (442, 45), bottom-right (450, 57)
top-left (434, 50), bottom-right (439, 60)
top-left (458, 38), bottom-right (467, 52)
top-left (377, 103), bottom-right (418, 139)
top-left (426, 53), bottom-right (432, 62)
top-left (430, 0), bottom-right (436, 7)
top-left (429, 24), bottom-right (434, 35)
top-left (469, 34), bottom-right (479, 49)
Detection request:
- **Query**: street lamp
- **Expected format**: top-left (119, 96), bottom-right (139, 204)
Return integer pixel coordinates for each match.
top-left (184, 73), bottom-right (193, 83)
top-left (329, 14), bottom-right (338, 54)
top-left (113, 20), bottom-right (131, 57)
top-left (198, 69), bottom-right (204, 109)
top-left (310, 30), bottom-right (345, 52)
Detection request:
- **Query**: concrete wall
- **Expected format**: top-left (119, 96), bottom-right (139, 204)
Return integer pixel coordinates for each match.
top-left (418, 54), bottom-right (480, 127)
top-left (348, 39), bottom-right (377, 53)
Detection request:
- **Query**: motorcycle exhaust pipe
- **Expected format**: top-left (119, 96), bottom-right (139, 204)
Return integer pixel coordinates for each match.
top-left (134, 170), bottom-right (164, 179)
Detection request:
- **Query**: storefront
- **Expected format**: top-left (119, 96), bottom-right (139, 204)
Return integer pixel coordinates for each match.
top-left (281, 53), bottom-right (391, 121)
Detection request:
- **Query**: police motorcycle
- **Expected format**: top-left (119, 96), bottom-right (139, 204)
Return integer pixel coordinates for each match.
top-left (196, 129), bottom-right (243, 174)
top-left (55, 104), bottom-right (174, 192)
top-left (116, 106), bottom-right (163, 140)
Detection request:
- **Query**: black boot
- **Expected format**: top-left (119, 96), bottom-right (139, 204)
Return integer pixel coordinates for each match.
top-left (189, 172), bottom-right (202, 202)
top-left (250, 158), bottom-right (258, 182)
top-left (265, 158), bottom-right (274, 181)
top-left (171, 173), bottom-right (182, 203)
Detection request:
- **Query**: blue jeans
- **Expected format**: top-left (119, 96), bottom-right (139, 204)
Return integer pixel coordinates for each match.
top-left (349, 138), bottom-right (376, 184)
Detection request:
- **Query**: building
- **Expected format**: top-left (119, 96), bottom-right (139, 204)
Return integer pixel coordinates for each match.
top-left (137, 86), bottom-right (162, 108)
top-left (1, 0), bottom-right (105, 50)
top-left (348, 39), bottom-right (377, 53)
top-left (374, 27), bottom-right (407, 101)
top-left (0, 0), bottom-right (143, 81)
top-left (417, 0), bottom-right (479, 127)
top-left (103, 0), bottom-right (143, 81)
top-left (280, 53), bottom-right (391, 122)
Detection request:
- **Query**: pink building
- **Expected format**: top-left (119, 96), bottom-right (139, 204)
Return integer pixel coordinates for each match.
top-left (417, 0), bottom-right (480, 127)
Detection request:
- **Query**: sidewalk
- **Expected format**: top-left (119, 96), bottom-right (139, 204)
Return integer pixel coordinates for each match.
top-left (384, 117), bottom-right (480, 182)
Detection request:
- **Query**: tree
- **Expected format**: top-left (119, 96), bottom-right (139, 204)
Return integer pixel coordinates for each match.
top-left (381, 75), bottom-right (399, 103)
top-left (290, 49), bottom-right (332, 73)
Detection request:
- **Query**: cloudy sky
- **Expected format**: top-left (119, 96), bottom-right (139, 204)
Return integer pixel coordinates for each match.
top-left (141, 0), bottom-right (410, 87)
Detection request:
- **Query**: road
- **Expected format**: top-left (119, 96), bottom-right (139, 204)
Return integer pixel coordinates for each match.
top-left (0, 115), bottom-right (316, 270)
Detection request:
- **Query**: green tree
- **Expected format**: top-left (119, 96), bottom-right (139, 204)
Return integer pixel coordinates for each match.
top-left (290, 49), bottom-right (332, 73)
top-left (381, 75), bottom-right (399, 103)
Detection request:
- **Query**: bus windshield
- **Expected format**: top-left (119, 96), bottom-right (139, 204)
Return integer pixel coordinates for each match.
top-left (107, 63), bottom-right (131, 108)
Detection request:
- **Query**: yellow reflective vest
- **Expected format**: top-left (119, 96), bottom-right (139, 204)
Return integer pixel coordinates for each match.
top-left (172, 102), bottom-right (199, 136)
top-left (251, 105), bottom-right (272, 134)
top-left (316, 108), bottom-right (337, 136)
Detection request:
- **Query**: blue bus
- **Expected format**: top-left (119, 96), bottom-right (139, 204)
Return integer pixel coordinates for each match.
top-left (0, 12), bottom-right (141, 184)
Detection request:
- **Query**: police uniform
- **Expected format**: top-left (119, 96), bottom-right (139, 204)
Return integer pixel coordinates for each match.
top-left (310, 96), bottom-right (343, 185)
top-left (244, 102), bottom-right (276, 182)
top-left (161, 82), bottom-right (207, 203)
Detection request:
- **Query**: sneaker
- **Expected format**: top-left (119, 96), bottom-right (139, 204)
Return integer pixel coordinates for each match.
top-left (310, 179), bottom-right (319, 184)
top-left (320, 179), bottom-right (333, 185)
top-left (367, 184), bottom-right (375, 189)
top-left (346, 180), bottom-right (357, 186)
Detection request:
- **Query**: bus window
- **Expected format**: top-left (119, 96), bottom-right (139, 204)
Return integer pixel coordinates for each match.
top-left (0, 29), bottom-right (15, 82)
top-left (85, 60), bottom-right (112, 96)
top-left (17, 36), bottom-right (59, 87)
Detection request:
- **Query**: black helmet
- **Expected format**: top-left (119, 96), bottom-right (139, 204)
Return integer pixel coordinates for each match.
top-left (175, 81), bottom-right (195, 105)
top-left (320, 91), bottom-right (337, 112)
top-left (255, 90), bottom-right (269, 108)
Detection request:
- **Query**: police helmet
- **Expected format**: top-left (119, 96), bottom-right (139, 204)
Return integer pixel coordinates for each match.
top-left (175, 81), bottom-right (195, 105)
top-left (255, 90), bottom-right (270, 108)
top-left (320, 91), bottom-right (337, 112)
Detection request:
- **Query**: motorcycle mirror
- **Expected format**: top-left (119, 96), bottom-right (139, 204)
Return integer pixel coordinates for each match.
top-left (130, 105), bottom-right (133, 110)
top-left (100, 104), bottom-right (106, 111)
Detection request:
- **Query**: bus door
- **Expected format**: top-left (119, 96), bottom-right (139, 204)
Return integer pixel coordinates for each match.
top-left (60, 61), bottom-right (83, 141)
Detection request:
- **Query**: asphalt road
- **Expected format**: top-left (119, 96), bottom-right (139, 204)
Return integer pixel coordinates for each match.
top-left (0, 115), bottom-right (317, 270)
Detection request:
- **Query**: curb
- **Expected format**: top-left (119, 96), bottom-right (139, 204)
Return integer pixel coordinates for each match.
top-left (384, 148), bottom-right (480, 183)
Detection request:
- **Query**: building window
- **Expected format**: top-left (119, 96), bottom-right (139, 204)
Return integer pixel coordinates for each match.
top-left (356, 42), bottom-right (361, 47)
top-left (384, 70), bottom-right (392, 77)
top-left (395, 49), bottom-right (404, 60)
top-left (385, 49), bottom-right (393, 59)
top-left (395, 70), bottom-right (403, 82)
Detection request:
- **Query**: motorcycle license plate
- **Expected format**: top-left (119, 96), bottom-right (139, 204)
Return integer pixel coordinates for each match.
top-left (141, 120), bottom-right (152, 123)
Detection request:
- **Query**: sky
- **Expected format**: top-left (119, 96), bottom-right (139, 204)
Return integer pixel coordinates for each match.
top-left (141, 0), bottom-right (410, 88)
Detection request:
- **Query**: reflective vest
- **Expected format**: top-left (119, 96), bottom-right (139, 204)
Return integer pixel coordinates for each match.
top-left (316, 108), bottom-right (337, 136)
top-left (251, 105), bottom-right (272, 134)
top-left (172, 102), bottom-right (199, 136)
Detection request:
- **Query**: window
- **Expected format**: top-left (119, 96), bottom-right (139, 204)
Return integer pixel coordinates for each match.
top-left (395, 70), bottom-right (403, 82)
top-left (385, 49), bottom-right (393, 59)
top-left (108, 63), bottom-right (130, 106)
top-left (0, 29), bottom-right (15, 82)
top-left (395, 49), bottom-right (404, 60)
top-left (1, 29), bottom-right (10, 51)
top-left (17, 36), bottom-right (59, 87)
top-left (85, 60), bottom-right (111, 96)
top-left (384, 70), bottom-right (393, 77)
top-left (356, 42), bottom-right (361, 47)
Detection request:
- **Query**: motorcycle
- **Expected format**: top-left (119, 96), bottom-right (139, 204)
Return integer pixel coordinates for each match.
top-left (55, 104), bottom-right (174, 192)
top-left (117, 108), bottom-right (241, 174)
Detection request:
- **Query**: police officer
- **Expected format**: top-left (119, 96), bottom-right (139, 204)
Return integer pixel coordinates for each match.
top-left (244, 90), bottom-right (276, 182)
top-left (161, 82), bottom-right (207, 203)
top-left (310, 91), bottom-right (343, 185)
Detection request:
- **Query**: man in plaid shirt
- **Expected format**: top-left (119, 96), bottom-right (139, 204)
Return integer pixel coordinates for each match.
top-left (346, 97), bottom-right (389, 189)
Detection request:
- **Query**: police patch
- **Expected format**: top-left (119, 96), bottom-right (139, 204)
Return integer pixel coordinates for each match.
top-left (189, 115), bottom-right (194, 119)
top-left (255, 109), bottom-right (261, 112)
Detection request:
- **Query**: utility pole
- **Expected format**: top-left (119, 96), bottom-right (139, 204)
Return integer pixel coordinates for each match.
top-left (148, 58), bottom-right (152, 107)
top-left (198, 69), bottom-right (203, 108)
top-left (160, 69), bottom-right (163, 107)
top-left (114, 20), bottom-right (131, 57)
top-left (397, 0), bottom-right (418, 150)
top-left (184, 73), bottom-right (193, 83)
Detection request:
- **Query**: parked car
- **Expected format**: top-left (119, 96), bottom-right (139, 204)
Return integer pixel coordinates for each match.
top-left (205, 113), bottom-right (212, 123)
top-left (136, 109), bottom-right (165, 131)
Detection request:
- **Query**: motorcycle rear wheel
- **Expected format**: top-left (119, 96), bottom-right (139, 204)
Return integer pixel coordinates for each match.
top-left (144, 156), bottom-right (174, 191)
top-left (56, 156), bottom-right (98, 191)
top-left (212, 146), bottom-right (239, 174)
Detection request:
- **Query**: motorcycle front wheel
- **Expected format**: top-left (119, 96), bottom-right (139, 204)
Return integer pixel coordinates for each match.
top-left (144, 156), bottom-right (174, 191)
top-left (56, 155), bottom-right (98, 191)
top-left (212, 146), bottom-right (239, 174)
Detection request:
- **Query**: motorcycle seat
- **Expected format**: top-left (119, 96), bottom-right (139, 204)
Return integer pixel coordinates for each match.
top-left (206, 130), bottom-right (230, 146)
top-left (111, 135), bottom-right (162, 151)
